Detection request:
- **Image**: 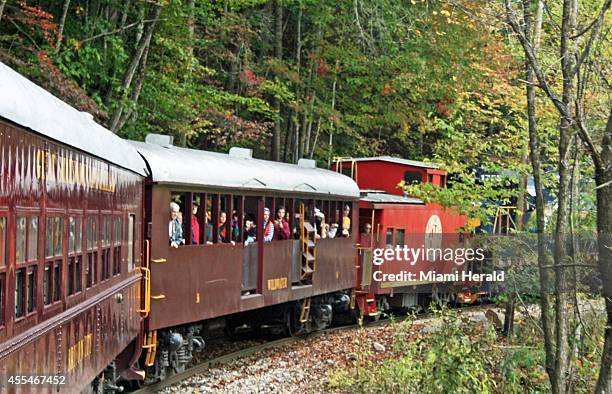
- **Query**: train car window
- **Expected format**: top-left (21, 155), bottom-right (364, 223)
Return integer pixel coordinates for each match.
top-left (86, 217), bottom-right (98, 287)
top-left (45, 219), bottom-right (53, 257)
top-left (68, 217), bottom-right (83, 295)
top-left (16, 217), bottom-right (26, 263)
top-left (169, 193), bottom-right (187, 246)
top-left (385, 228), bottom-right (394, 248)
top-left (69, 217), bottom-right (82, 254)
top-left (27, 270), bottom-right (36, 314)
top-left (14, 268), bottom-right (25, 318)
top-left (0, 273), bottom-right (4, 326)
top-left (127, 214), bottom-right (135, 272)
top-left (427, 174), bottom-right (434, 184)
top-left (45, 217), bottom-right (64, 258)
top-left (43, 264), bottom-right (51, 305)
top-left (340, 166), bottom-right (352, 178)
top-left (68, 257), bottom-right (74, 295)
top-left (53, 262), bottom-right (61, 302)
top-left (101, 216), bottom-right (111, 280)
top-left (0, 217), bottom-right (5, 267)
top-left (441, 175), bottom-right (447, 188)
top-left (404, 171), bottom-right (421, 184)
top-left (112, 218), bottom-right (122, 275)
top-left (395, 229), bottom-right (405, 247)
top-left (76, 257), bottom-right (82, 292)
top-left (87, 217), bottom-right (97, 250)
top-left (27, 217), bottom-right (38, 262)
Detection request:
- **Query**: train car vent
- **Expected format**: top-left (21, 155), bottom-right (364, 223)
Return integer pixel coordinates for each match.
top-left (297, 158), bottom-right (316, 169)
top-left (229, 147), bottom-right (253, 159)
top-left (145, 133), bottom-right (174, 147)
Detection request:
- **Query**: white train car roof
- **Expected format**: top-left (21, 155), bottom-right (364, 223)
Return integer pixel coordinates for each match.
top-left (0, 62), bottom-right (146, 176)
top-left (131, 135), bottom-right (360, 199)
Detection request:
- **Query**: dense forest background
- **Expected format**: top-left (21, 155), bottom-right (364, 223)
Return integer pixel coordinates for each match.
top-left (1, 1), bottom-right (611, 392)
top-left (0, 0), bottom-right (537, 167)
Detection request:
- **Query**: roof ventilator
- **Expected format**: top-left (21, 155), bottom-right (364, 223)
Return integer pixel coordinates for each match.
top-left (145, 133), bottom-right (174, 148)
top-left (297, 158), bottom-right (316, 169)
top-left (229, 147), bottom-right (253, 159)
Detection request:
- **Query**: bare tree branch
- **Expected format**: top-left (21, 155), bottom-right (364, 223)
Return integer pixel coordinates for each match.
top-left (79, 18), bottom-right (162, 46)
top-left (504, 0), bottom-right (604, 170)
top-left (0, 0), bottom-right (7, 24)
top-left (572, 0), bottom-right (610, 76)
top-left (55, 0), bottom-right (71, 53)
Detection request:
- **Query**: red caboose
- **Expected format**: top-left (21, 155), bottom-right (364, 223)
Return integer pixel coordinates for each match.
top-left (333, 157), bottom-right (480, 318)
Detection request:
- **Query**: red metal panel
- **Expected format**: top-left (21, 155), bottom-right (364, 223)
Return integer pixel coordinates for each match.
top-left (361, 202), bottom-right (467, 295)
top-left (336, 160), bottom-right (448, 196)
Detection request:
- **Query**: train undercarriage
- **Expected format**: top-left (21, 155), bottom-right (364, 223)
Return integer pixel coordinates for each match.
top-left (140, 291), bottom-right (352, 385)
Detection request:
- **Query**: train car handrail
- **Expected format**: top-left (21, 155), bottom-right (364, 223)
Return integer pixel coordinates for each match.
top-left (137, 240), bottom-right (151, 317)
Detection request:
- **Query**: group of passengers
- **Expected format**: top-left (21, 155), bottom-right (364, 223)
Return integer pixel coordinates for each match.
top-left (169, 202), bottom-right (352, 248)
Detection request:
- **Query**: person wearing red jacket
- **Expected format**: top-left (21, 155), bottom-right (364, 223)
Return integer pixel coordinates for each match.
top-left (275, 207), bottom-right (291, 240)
top-left (191, 203), bottom-right (200, 244)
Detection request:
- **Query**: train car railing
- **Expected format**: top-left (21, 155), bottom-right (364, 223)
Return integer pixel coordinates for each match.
top-left (137, 240), bottom-right (151, 317)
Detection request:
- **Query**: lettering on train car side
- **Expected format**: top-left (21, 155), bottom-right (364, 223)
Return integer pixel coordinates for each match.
top-left (67, 333), bottom-right (93, 372)
top-left (35, 148), bottom-right (117, 192)
top-left (267, 277), bottom-right (288, 291)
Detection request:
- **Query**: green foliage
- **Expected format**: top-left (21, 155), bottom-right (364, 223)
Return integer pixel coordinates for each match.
top-left (329, 304), bottom-right (604, 393)
top-left (327, 308), bottom-right (500, 393)
top-left (0, 0), bottom-right (531, 161)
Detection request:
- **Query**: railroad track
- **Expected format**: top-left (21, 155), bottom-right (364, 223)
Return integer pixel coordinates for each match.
top-left (131, 304), bottom-right (493, 393)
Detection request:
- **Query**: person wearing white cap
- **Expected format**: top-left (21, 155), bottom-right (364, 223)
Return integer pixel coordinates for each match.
top-left (169, 202), bottom-right (183, 248)
top-left (263, 207), bottom-right (274, 242)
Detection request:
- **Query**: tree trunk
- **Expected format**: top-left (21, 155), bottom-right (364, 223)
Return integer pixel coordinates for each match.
top-left (119, 0), bottom-right (131, 29)
top-left (551, 2), bottom-right (578, 392)
top-left (114, 37), bottom-right (152, 132)
top-left (503, 292), bottom-right (516, 341)
top-left (310, 117), bottom-right (321, 159)
top-left (595, 110), bottom-right (612, 394)
top-left (0, 0), bottom-right (7, 24)
top-left (134, 5), bottom-right (146, 46)
top-left (294, 4), bottom-right (303, 162)
top-left (187, 0), bottom-right (195, 58)
top-left (521, 0), bottom-right (556, 384)
top-left (516, 149), bottom-right (528, 231)
top-left (271, 0), bottom-right (283, 161)
top-left (108, 4), bottom-right (162, 133)
top-left (327, 61), bottom-right (339, 167)
top-left (55, 0), bottom-right (71, 53)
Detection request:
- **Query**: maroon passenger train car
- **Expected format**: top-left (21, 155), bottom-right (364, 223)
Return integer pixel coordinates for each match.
top-left (0, 62), bottom-right (147, 393)
top-left (130, 135), bottom-right (360, 381)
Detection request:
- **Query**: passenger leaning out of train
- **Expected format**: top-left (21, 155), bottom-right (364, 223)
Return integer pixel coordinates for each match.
top-left (292, 213), bottom-right (302, 239)
top-left (313, 208), bottom-right (326, 239)
top-left (274, 207), bottom-right (291, 240)
top-left (262, 207), bottom-right (274, 242)
top-left (191, 203), bottom-right (200, 244)
top-left (205, 210), bottom-right (214, 245)
top-left (327, 223), bottom-right (339, 238)
top-left (231, 210), bottom-right (240, 242)
top-left (244, 219), bottom-right (257, 245)
top-left (342, 205), bottom-right (351, 237)
top-left (169, 202), bottom-right (184, 248)
top-left (218, 211), bottom-right (236, 245)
